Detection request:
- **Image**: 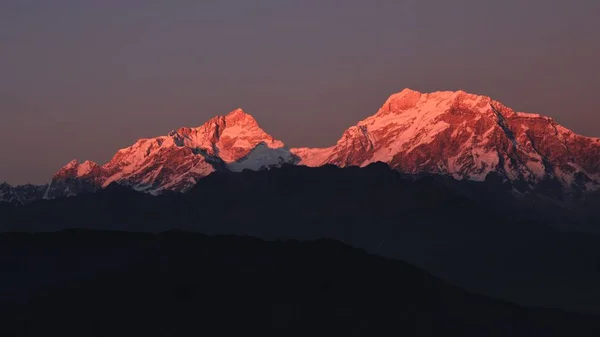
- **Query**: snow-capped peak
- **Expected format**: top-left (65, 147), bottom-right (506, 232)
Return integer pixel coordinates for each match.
top-left (54, 159), bottom-right (100, 178)
top-left (45, 107), bottom-right (289, 198)
top-left (64, 159), bottom-right (79, 169)
top-left (292, 89), bottom-right (600, 191)
top-left (77, 160), bottom-right (98, 176)
top-left (224, 108), bottom-right (257, 124)
top-left (381, 88), bottom-right (423, 112)
top-left (180, 108), bottom-right (284, 163)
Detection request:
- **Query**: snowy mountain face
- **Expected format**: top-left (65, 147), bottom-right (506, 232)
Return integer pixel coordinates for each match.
top-left (45, 109), bottom-right (297, 198)
top-left (0, 183), bottom-right (14, 204)
top-left (5, 89), bottom-right (600, 204)
top-left (0, 182), bottom-right (48, 205)
top-left (291, 89), bottom-right (600, 193)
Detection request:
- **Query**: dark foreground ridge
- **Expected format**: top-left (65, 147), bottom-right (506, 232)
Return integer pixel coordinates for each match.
top-left (2, 163), bottom-right (600, 314)
top-left (0, 162), bottom-right (580, 231)
top-left (0, 230), bottom-right (598, 337)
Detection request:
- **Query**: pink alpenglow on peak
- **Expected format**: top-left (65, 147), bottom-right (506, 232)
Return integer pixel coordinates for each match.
top-left (45, 108), bottom-right (296, 198)
top-left (291, 88), bottom-right (600, 191)
top-left (381, 88), bottom-right (423, 112)
top-left (54, 159), bottom-right (101, 179)
top-left (77, 160), bottom-right (100, 176)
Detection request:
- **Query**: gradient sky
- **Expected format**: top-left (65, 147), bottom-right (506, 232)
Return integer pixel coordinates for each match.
top-left (1, 0), bottom-right (599, 184)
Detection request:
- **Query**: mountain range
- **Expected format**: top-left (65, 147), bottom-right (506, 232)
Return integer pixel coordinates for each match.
top-left (3, 88), bottom-right (600, 333)
top-left (2, 88), bottom-right (600, 204)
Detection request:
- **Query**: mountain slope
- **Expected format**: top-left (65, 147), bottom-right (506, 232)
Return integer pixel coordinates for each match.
top-left (292, 89), bottom-right (600, 192)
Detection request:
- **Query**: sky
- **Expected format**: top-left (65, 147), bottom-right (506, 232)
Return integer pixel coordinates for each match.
top-left (1, 0), bottom-right (599, 184)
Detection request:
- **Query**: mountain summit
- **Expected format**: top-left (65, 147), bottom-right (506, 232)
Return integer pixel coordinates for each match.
top-left (3, 89), bottom-right (600, 203)
top-left (292, 89), bottom-right (600, 192)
